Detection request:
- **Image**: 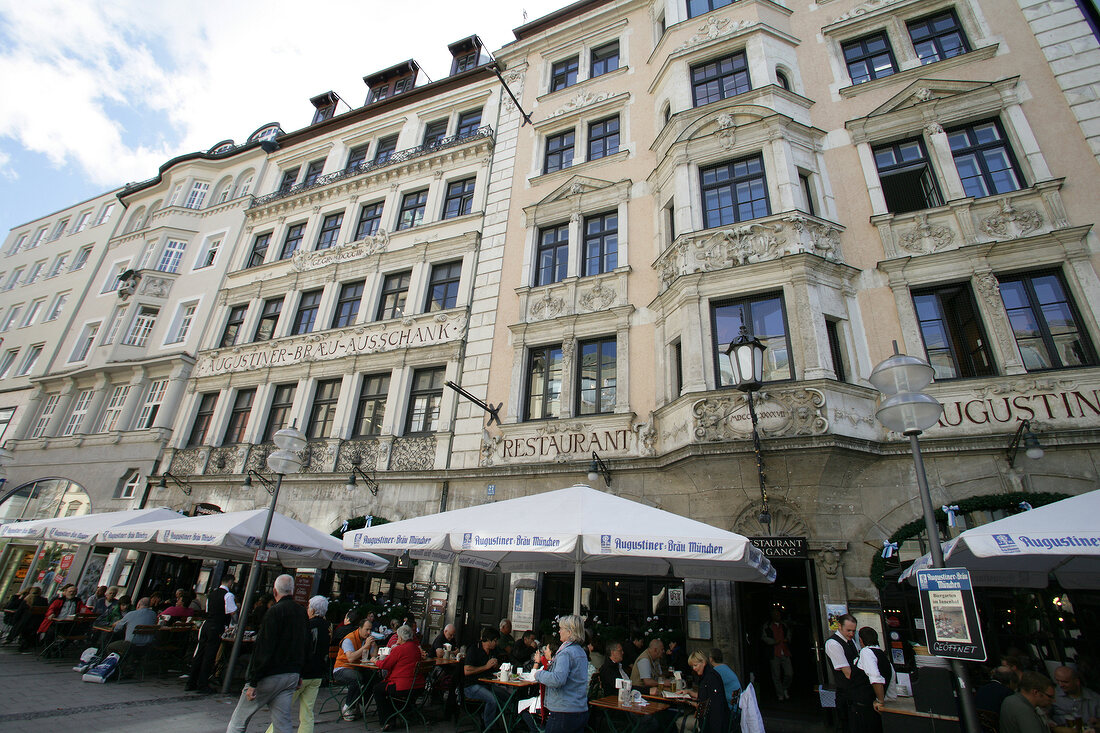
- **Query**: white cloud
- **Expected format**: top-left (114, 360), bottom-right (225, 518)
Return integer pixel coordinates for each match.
top-left (0, 0), bottom-right (567, 191)
top-left (0, 150), bottom-right (15, 181)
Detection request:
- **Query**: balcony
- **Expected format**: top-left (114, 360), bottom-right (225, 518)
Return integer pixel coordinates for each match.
top-left (872, 180), bottom-right (1069, 259)
top-left (654, 212), bottom-right (845, 293)
top-left (248, 126), bottom-right (494, 211)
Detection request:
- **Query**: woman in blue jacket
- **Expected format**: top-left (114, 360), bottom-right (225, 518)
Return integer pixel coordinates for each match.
top-left (535, 614), bottom-right (590, 733)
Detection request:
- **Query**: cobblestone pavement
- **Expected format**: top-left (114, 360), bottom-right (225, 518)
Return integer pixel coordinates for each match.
top-left (0, 646), bottom-right (444, 733)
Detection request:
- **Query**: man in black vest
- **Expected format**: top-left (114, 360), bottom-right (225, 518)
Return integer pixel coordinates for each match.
top-left (186, 573), bottom-right (237, 693)
top-left (825, 614), bottom-right (874, 733)
top-left (857, 627), bottom-right (895, 733)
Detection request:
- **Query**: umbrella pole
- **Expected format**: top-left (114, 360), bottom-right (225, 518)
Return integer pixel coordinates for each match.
top-left (572, 544), bottom-right (582, 616)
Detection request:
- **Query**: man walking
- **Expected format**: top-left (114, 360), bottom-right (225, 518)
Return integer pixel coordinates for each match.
top-left (187, 573), bottom-right (237, 693)
top-left (762, 607), bottom-right (794, 700)
top-left (226, 574), bottom-right (308, 733)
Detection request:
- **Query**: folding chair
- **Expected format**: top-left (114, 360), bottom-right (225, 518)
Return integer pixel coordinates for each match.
top-left (455, 684), bottom-right (489, 733)
top-left (380, 659), bottom-right (435, 733)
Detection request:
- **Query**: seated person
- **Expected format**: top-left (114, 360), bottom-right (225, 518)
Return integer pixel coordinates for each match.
top-left (430, 623), bottom-right (458, 657)
top-left (7, 587), bottom-right (45, 648)
top-left (86, 586), bottom-right (109, 615)
top-left (375, 625), bottom-right (426, 729)
top-left (709, 648), bottom-right (742, 710)
top-left (102, 597), bottom-right (159, 661)
top-left (94, 595), bottom-right (132, 648)
top-left (600, 641), bottom-right (631, 698)
top-left (1052, 666), bottom-right (1100, 729)
top-left (976, 666), bottom-right (1017, 715)
top-left (1001, 671), bottom-right (1056, 733)
top-left (331, 609), bottom-right (361, 648)
top-left (630, 639), bottom-right (665, 692)
top-left (35, 584), bottom-right (85, 648)
top-left (587, 634), bottom-right (606, 671)
top-left (463, 627), bottom-right (505, 729)
top-left (333, 617), bottom-right (377, 721)
top-left (160, 591), bottom-right (195, 624)
top-left (512, 630), bottom-right (539, 668)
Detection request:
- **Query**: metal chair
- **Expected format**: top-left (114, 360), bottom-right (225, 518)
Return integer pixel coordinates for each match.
top-left (380, 659), bottom-right (436, 733)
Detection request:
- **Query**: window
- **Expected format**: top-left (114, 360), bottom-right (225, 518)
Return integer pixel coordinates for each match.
top-left (48, 254), bottom-right (69, 277)
top-left (118, 470), bottom-right (141, 499)
top-left (454, 51), bottom-right (478, 73)
top-left (26, 261), bottom-right (45, 284)
top-left (332, 281), bottom-right (365, 328)
top-left (947, 120), bottom-right (1023, 198)
top-left (168, 183), bottom-right (185, 206)
top-left (591, 42), bottom-right (620, 77)
top-left (711, 295), bottom-right (793, 384)
top-left (23, 298), bottom-right (45, 326)
top-left (346, 144), bottom-right (369, 171)
top-left (405, 367), bottom-right (445, 434)
top-left (457, 109), bottom-right (482, 137)
top-left (701, 155), bottom-right (770, 228)
top-left (280, 223), bottom-right (306, 259)
top-left (0, 407), bottom-right (13, 442)
top-left (197, 238), bottom-right (221, 268)
top-left (27, 227), bottom-right (46, 249)
top-left (355, 202), bottom-right (384, 240)
top-left (826, 320), bottom-right (848, 381)
top-left (583, 212), bottom-right (618, 276)
top-left (536, 224), bottom-right (569, 286)
top-left (136, 242), bottom-right (158, 271)
top-left (184, 181), bottom-right (209, 209)
top-left (135, 380), bottom-right (167, 429)
top-left (124, 307), bottom-right (158, 347)
top-left (370, 85), bottom-right (389, 103)
top-left (9, 234), bottom-right (27, 255)
top-left (442, 178), bottom-right (476, 219)
top-left (62, 389), bottom-right (94, 436)
top-left (550, 57), bottom-right (579, 92)
top-left (354, 374), bottom-right (390, 436)
top-left (158, 240), bottom-right (187, 273)
top-left (103, 307), bottom-right (127, 344)
top-left (687, 0), bottom-right (735, 18)
top-left (999, 271), bottom-right (1096, 371)
top-left (843, 33), bottom-right (897, 84)
top-left (544, 130), bottom-right (575, 174)
top-left (316, 212), bottom-right (344, 250)
top-left (0, 349), bottom-right (17, 378)
top-left (526, 344), bottom-right (564, 420)
top-left (223, 388), bottom-right (256, 443)
top-left (4, 268), bottom-right (23, 290)
top-left (776, 70), bottom-right (791, 90)
top-left (799, 172), bottom-right (816, 216)
top-left (221, 305), bottom-right (248, 347)
top-left (97, 385), bottom-right (131, 431)
top-left (397, 190), bottom-right (428, 230)
top-left (692, 52), bottom-right (751, 107)
top-left (423, 119), bottom-right (448, 147)
top-left (908, 10), bottom-right (970, 64)
top-left (247, 232), bottom-right (271, 268)
top-left (292, 289), bottom-right (324, 335)
top-left (264, 384), bottom-right (296, 441)
top-left (303, 159), bottom-right (325, 186)
top-left (874, 138), bottom-right (944, 214)
top-left (102, 262), bottom-right (129, 292)
top-left (95, 203), bottom-right (115, 226)
top-left (15, 344), bottom-right (43, 376)
top-left (71, 246), bottom-right (92, 271)
top-left (578, 338), bottom-right (617, 414)
top-left (377, 271), bottom-right (411, 320)
top-left (73, 211), bottom-right (91, 232)
top-left (375, 135), bottom-right (398, 163)
top-left (169, 302), bottom-right (197, 343)
top-left (49, 218), bottom-right (69, 240)
top-left (394, 77), bottom-right (413, 94)
top-left (587, 116), bottom-right (620, 161)
top-left (0, 305), bottom-right (22, 331)
top-left (32, 393), bottom-right (60, 438)
top-left (307, 379), bottom-right (341, 439)
top-left (913, 283), bottom-right (996, 379)
top-left (426, 261), bottom-right (462, 311)
top-left (673, 341), bottom-right (684, 396)
top-left (253, 298), bottom-right (283, 341)
top-left (278, 167), bottom-right (300, 193)
top-left (187, 393), bottom-right (218, 446)
top-left (238, 176), bottom-right (253, 197)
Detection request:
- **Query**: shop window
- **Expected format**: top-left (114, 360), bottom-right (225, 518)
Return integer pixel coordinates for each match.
top-left (947, 120), bottom-right (1024, 199)
top-left (550, 57), bottom-right (579, 92)
top-left (700, 155), bottom-right (770, 228)
top-left (307, 379), bottom-right (341, 439)
top-left (405, 367), bottom-right (446, 434)
top-left (535, 224), bottom-right (569, 286)
top-left (998, 271), bottom-right (1097, 371)
top-left (223, 388), bottom-right (256, 444)
top-left (264, 384), bottom-right (296, 442)
top-left (332, 280), bottom-right (365, 329)
top-left (253, 298), bottom-right (283, 342)
top-left (291, 289), bottom-right (323, 335)
top-left (426, 261), bottom-right (462, 311)
top-left (588, 116), bottom-right (620, 161)
top-left (591, 42), bottom-right (620, 77)
top-left (583, 212), bottom-right (618, 276)
top-left (691, 52), bottom-right (750, 107)
top-left (545, 130), bottom-right (575, 174)
top-left (873, 138), bottom-right (944, 214)
top-left (908, 10), bottom-right (970, 64)
top-left (354, 374), bottom-right (390, 437)
top-left (187, 393), bottom-right (218, 446)
top-left (377, 271), bottom-right (411, 320)
top-left (912, 283), bottom-right (996, 379)
top-left (843, 32), bottom-right (898, 84)
top-left (711, 294), bottom-right (793, 385)
top-left (578, 337), bottom-right (617, 415)
top-left (526, 344), bottom-right (564, 420)
top-left (315, 212), bottom-right (344, 250)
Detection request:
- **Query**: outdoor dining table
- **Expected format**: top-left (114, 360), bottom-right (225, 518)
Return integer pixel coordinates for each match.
top-left (590, 694), bottom-right (671, 733)
top-left (39, 613), bottom-right (97, 659)
top-left (479, 676), bottom-right (539, 733)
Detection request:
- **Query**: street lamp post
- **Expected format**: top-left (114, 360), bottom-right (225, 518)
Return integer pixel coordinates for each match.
top-left (220, 425), bottom-right (306, 695)
top-left (726, 324), bottom-right (772, 532)
top-left (870, 348), bottom-right (980, 733)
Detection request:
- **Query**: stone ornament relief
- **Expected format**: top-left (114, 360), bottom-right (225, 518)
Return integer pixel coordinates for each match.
top-left (579, 281), bottom-right (616, 312)
top-left (480, 429), bottom-right (503, 467)
top-left (818, 546), bottom-right (842, 578)
top-left (206, 445), bottom-right (244, 475)
top-left (979, 198), bottom-right (1044, 240)
top-left (529, 291), bottom-right (567, 320)
top-left (550, 90), bottom-right (615, 118)
top-left (829, 0), bottom-right (906, 24)
top-left (973, 270), bottom-right (1018, 359)
top-left (140, 276), bottom-right (172, 298)
top-left (676, 16), bottom-right (757, 53)
top-left (897, 213), bottom-right (955, 254)
top-left (715, 113), bottom-right (736, 151)
top-left (832, 407), bottom-right (875, 427)
top-left (389, 436), bottom-right (436, 471)
top-left (633, 417), bottom-right (657, 457)
top-left (245, 443), bottom-right (274, 473)
top-left (692, 387), bottom-right (828, 442)
top-left (732, 500), bottom-right (809, 538)
top-left (291, 230), bottom-right (390, 272)
top-left (170, 448), bottom-right (206, 476)
top-left (336, 439), bottom-right (382, 472)
top-left (301, 441), bottom-right (336, 474)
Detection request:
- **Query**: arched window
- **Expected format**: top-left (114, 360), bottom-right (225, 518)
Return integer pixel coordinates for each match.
top-left (776, 70), bottom-right (791, 91)
top-left (0, 478), bottom-right (90, 523)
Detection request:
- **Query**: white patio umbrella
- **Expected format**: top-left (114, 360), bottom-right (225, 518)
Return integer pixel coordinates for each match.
top-left (0, 507), bottom-right (184, 543)
top-left (101, 508), bottom-right (388, 573)
top-left (343, 484), bottom-right (775, 614)
top-left (898, 490), bottom-right (1100, 588)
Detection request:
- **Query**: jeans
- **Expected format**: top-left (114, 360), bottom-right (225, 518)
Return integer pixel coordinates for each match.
top-left (334, 666), bottom-right (365, 708)
top-left (464, 683), bottom-right (504, 727)
top-left (545, 710), bottom-right (589, 733)
top-left (264, 677), bottom-right (321, 733)
top-left (226, 672), bottom-right (299, 733)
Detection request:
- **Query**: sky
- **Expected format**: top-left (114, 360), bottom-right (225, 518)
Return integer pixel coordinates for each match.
top-left (0, 0), bottom-right (570, 235)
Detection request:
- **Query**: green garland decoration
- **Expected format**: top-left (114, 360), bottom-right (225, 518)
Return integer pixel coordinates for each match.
top-left (870, 491), bottom-right (1070, 589)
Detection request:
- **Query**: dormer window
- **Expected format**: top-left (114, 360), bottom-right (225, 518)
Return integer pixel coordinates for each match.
top-left (364, 60), bottom-right (420, 105)
top-left (448, 35), bottom-right (485, 76)
top-left (310, 91), bottom-right (339, 124)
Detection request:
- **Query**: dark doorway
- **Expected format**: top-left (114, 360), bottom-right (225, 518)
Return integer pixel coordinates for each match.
top-left (457, 567), bottom-right (507, 647)
top-left (737, 559), bottom-right (825, 711)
